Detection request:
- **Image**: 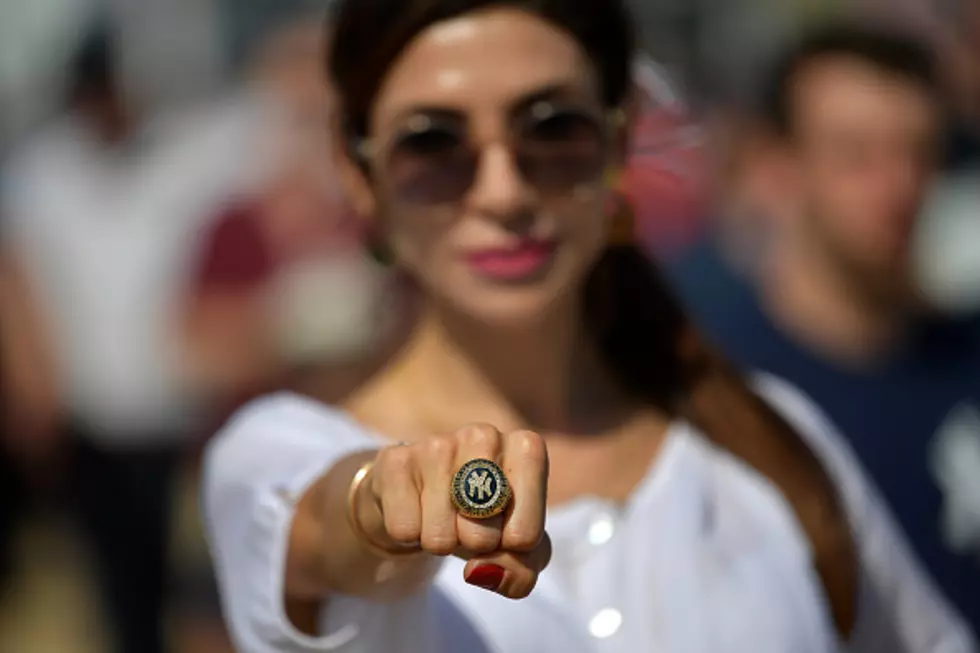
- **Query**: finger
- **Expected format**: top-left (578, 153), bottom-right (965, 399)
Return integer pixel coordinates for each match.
top-left (500, 430), bottom-right (548, 552)
top-left (454, 424), bottom-right (505, 555)
top-left (417, 436), bottom-right (458, 556)
top-left (373, 444), bottom-right (422, 548)
top-left (462, 532), bottom-right (552, 599)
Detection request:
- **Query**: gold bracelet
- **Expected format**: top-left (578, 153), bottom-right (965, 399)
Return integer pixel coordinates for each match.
top-left (346, 459), bottom-right (421, 559)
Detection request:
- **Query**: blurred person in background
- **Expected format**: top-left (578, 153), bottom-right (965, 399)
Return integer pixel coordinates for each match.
top-left (933, 0), bottom-right (980, 169)
top-left (911, 0), bottom-right (980, 319)
top-left (0, 19), bottom-right (256, 653)
top-left (860, 0), bottom-right (980, 168)
top-left (671, 23), bottom-right (980, 637)
top-left (857, 0), bottom-right (980, 314)
top-left (182, 10), bottom-right (403, 425)
top-left (0, 0), bottom-right (100, 148)
top-left (950, 0), bottom-right (980, 166)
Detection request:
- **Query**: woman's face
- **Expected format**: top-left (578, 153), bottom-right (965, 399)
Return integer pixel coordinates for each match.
top-left (348, 8), bottom-right (624, 326)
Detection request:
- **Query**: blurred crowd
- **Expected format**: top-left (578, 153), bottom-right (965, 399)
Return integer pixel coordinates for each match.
top-left (0, 0), bottom-right (978, 652)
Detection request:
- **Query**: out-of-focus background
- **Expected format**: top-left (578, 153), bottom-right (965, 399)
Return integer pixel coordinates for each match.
top-left (0, 0), bottom-right (977, 651)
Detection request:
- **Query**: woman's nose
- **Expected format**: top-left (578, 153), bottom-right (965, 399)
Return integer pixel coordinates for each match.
top-left (467, 143), bottom-right (535, 222)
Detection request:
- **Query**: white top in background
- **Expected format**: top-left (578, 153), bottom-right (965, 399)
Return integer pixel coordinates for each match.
top-left (202, 374), bottom-right (977, 653)
top-left (1, 102), bottom-right (266, 442)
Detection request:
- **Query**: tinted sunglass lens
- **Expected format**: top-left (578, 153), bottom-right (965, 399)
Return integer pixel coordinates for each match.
top-left (386, 126), bottom-right (476, 204)
top-left (518, 105), bottom-right (605, 192)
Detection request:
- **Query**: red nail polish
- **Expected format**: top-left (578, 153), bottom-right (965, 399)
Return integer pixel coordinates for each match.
top-left (465, 564), bottom-right (505, 591)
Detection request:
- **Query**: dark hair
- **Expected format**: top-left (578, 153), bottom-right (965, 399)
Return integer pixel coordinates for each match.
top-left (330, 0), bottom-right (634, 135)
top-left (762, 22), bottom-right (939, 136)
top-left (67, 23), bottom-right (119, 104)
top-left (328, 0), bottom-right (691, 407)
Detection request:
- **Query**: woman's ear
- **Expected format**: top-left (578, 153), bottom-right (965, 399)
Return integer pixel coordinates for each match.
top-left (337, 150), bottom-right (376, 219)
top-left (329, 109), bottom-right (376, 219)
top-left (600, 98), bottom-right (635, 195)
top-left (606, 81), bottom-right (640, 173)
top-left (613, 103), bottom-right (635, 170)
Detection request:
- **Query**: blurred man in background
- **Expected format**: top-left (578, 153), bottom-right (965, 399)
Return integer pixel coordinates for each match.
top-left (0, 21), bottom-right (254, 652)
top-left (672, 23), bottom-right (980, 635)
top-left (1, 28), bottom-right (173, 653)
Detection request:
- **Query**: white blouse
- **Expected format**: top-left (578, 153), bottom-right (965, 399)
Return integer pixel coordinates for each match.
top-left (202, 374), bottom-right (976, 653)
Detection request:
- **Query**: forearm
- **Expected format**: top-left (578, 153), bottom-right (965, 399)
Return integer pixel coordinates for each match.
top-left (0, 260), bottom-right (61, 434)
top-left (1, 329), bottom-right (60, 430)
top-left (286, 450), bottom-right (439, 605)
top-left (685, 363), bottom-right (858, 636)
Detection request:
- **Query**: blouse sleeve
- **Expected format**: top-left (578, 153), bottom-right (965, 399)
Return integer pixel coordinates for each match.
top-left (202, 393), bottom-right (418, 653)
top-left (751, 374), bottom-right (978, 653)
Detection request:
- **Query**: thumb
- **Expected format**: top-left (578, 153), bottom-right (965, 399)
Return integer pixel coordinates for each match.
top-left (460, 532), bottom-right (552, 599)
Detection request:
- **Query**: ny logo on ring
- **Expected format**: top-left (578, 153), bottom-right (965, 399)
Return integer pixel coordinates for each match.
top-left (452, 459), bottom-right (510, 519)
top-left (466, 470), bottom-right (495, 503)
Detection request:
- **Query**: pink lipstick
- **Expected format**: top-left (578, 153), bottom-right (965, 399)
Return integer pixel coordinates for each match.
top-left (464, 239), bottom-right (556, 281)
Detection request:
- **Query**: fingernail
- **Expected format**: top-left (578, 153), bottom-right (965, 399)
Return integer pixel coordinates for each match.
top-left (465, 564), bottom-right (506, 591)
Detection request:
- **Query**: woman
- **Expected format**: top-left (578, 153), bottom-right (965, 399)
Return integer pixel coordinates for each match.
top-left (203, 1), bottom-right (974, 651)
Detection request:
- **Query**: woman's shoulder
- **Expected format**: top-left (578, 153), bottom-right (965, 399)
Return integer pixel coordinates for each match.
top-left (747, 373), bottom-right (838, 440)
top-left (671, 374), bottom-right (846, 561)
top-left (745, 371), bottom-right (874, 504)
top-left (681, 372), bottom-right (858, 532)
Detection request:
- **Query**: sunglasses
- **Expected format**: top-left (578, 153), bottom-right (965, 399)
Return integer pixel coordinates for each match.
top-left (354, 101), bottom-right (622, 206)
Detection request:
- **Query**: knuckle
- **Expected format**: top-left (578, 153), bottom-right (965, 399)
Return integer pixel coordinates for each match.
top-left (422, 436), bottom-right (456, 464)
top-left (507, 430), bottom-right (548, 466)
top-left (457, 423), bottom-right (500, 450)
top-left (379, 444), bottom-right (413, 470)
top-left (385, 518), bottom-right (420, 546)
top-left (502, 525), bottom-right (542, 553)
top-left (421, 533), bottom-right (457, 556)
top-left (372, 448), bottom-right (391, 474)
top-left (460, 529), bottom-right (501, 555)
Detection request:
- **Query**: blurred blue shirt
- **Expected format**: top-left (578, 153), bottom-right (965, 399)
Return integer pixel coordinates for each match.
top-left (669, 238), bottom-right (980, 636)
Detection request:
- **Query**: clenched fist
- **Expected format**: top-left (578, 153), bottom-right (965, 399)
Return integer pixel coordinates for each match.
top-left (351, 424), bottom-right (551, 598)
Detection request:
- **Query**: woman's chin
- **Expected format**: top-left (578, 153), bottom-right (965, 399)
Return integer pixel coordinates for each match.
top-left (445, 282), bottom-right (574, 329)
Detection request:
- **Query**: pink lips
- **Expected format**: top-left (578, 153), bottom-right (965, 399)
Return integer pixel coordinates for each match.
top-left (464, 239), bottom-right (557, 281)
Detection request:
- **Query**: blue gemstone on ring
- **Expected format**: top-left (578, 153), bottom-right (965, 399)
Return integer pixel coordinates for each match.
top-left (452, 458), bottom-right (511, 519)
